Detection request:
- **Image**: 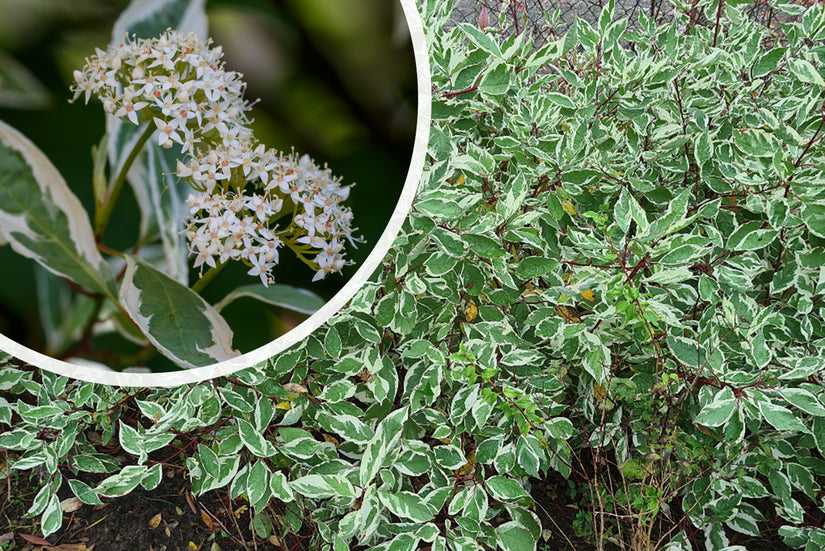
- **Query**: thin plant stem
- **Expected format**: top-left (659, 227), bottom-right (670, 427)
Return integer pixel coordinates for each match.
top-left (94, 122), bottom-right (155, 238)
top-left (191, 261), bottom-right (226, 294)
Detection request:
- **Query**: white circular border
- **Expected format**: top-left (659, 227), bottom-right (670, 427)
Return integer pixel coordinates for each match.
top-left (0, 0), bottom-right (431, 387)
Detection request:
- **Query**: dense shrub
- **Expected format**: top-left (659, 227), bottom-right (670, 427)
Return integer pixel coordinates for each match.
top-left (3, 0), bottom-right (825, 550)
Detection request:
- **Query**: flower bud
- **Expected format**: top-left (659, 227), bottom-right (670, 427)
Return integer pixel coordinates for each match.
top-left (479, 6), bottom-right (490, 31)
top-left (176, 159), bottom-right (193, 177)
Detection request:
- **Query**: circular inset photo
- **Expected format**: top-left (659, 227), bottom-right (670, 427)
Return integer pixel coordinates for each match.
top-left (0, 0), bottom-right (429, 384)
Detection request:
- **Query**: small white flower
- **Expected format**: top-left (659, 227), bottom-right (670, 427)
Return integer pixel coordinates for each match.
top-left (154, 117), bottom-right (182, 147)
top-left (247, 253), bottom-right (274, 286)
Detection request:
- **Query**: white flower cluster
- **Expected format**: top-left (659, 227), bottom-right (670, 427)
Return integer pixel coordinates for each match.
top-left (179, 144), bottom-right (357, 285)
top-left (73, 30), bottom-right (360, 287)
top-left (71, 30), bottom-right (253, 151)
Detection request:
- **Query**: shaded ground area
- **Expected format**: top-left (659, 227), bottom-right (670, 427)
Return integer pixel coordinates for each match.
top-left (0, 460), bottom-right (307, 551)
top-left (0, 460), bottom-right (805, 551)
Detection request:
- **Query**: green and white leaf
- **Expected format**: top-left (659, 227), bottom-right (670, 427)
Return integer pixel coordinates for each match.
top-left (360, 407), bottom-right (408, 486)
top-left (290, 474), bottom-right (356, 500)
top-left (0, 121), bottom-right (116, 298)
top-left (495, 521), bottom-right (535, 551)
top-left (695, 387), bottom-right (737, 427)
top-left (111, 0), bottom-right (207, 41)
top-left (758, 398), bottom-right (810, 433)
top-left (119, 255), bottom-right (240, 368)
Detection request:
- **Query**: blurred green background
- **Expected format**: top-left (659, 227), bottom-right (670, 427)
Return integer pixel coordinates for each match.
top-left (0, 0), bottom-right (418, 370)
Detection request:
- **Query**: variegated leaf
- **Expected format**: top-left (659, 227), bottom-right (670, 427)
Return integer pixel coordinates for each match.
top-left (119, 255), bottom-right (240, 368)
top-left (0, 120), bottom-right (116, 298)
top-left (111, 0), bottom-right (207, 43)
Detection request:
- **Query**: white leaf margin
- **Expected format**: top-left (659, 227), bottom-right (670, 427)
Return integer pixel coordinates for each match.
top-left (0, 121), bottom-right (113, 295)
top-left (111, 0), bottom-right (207, 43)
top-left (119, 256), bottom-right (239, 368)
top-left (0, 0), bottom-right (431, 387)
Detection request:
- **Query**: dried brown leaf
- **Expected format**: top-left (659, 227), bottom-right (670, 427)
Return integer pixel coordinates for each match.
top-left (20, 534), bottom-right (52, 546)
top-left (184, 492), bottom-right (198, 515)
top-left (199, 509), bottom-right (214, 531)
top-left (282, 383), bottom-right (308, 394)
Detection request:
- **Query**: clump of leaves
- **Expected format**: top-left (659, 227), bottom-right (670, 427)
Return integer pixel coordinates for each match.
top-left (2, 0), bottom-right (825, 550)
top-left (426, 0), bottom-right (825, 548)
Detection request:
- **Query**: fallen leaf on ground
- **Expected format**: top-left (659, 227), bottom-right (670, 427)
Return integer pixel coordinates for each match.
top-left (148, 512), bottom-right (162, 530)
top-left (20, 534), bottom-right (52, 546)
top-left (210, 543), bottom-right (221, 551)
top-left (185, 492), bottom-right (198, 515)
top-left (0, 533), bottom-right (12, 545)
top-left (200, 509), bottom-right (214, 531)
top-left (60, 497), bottom-right (83, 513)
top-left (268, 535), bottom-right (282, 547)
top-left (233, 505), bottom-right (248, 519)
top-left (34, 545), bottom-right (93, 551)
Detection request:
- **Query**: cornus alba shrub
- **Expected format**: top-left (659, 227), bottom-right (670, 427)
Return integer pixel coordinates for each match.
top-left (2, 0), bottom-right (825, 550)
top-left (0, 2), bottom-right (359, 369)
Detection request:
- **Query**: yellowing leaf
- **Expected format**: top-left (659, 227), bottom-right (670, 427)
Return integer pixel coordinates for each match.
top-left (580, 289), bottom-right (596, 302)
top-left (454, 174), bottom-right (466, 185)
top-left (593, 383), bottom-right (608, 403)
top-left (323, 434), bottom-right (341, 448)
top-left (561, 201), bottom-right (577, 215)
top-left (234, 505), bottom-right (248, 519)
top-left (454, 448), bottom-right (476, 477)
top-left (555, 305), bottom-right (581, 323)
top-left (189, 542), bottom-right (198, 551)
top-left (463, 300), bottom-right (478, 322)
top-left (275, 402), bottom-right (292, 410)
top-left (148, 512), bottom-right (162, 530)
